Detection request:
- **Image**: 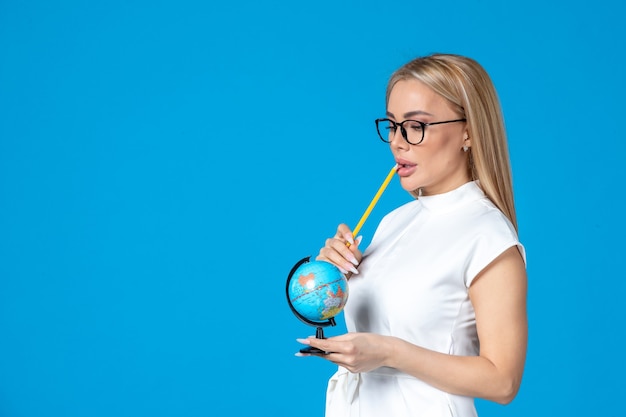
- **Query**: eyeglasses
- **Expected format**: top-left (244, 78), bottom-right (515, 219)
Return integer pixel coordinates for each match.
top-left (375, 118), bottom-right (467, 145)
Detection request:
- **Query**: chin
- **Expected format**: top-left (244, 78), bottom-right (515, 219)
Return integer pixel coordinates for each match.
top-left (399, 177), bottom-right (420, 192)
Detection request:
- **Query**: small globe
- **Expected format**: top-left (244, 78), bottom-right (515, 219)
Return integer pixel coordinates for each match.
top-left (287, 259), bottom-right (349, 323)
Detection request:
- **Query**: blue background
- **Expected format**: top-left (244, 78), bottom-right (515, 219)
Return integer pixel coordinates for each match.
top-left (1, 1), bottom-right (624, 416)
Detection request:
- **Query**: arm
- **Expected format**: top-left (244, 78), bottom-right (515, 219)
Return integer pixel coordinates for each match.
top-left (301, 245), bottom-right (527, 404)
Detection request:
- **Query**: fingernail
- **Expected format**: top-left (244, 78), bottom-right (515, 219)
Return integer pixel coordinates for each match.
top-left (348, 264), bottom-right (359, 274)
top-left (355, 235), bottom-right (363, 245)
top-left (344, 233), bottom-right (354, 245)
top-left (338, 267), bottom-right (349, 274)
top-left (348, 254), bottom-right (359, 266)
top-left (295, 352), bottom-right (309, 357)
top-left (296, 338), bottom-right (311, 345)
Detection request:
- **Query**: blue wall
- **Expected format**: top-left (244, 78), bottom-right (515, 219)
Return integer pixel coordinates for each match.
top-left (1, 1), bottom-right (624, 415)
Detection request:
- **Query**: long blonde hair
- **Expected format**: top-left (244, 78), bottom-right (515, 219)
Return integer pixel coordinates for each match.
top-left (386, 53), bottom-right (518, 231)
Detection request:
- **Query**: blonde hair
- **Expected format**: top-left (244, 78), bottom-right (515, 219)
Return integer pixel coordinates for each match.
top-left (387, 53), bottom-right (518, 231)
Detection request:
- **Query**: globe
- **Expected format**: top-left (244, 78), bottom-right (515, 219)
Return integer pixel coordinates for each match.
top-left (286, 257), bottom-right (349, 325)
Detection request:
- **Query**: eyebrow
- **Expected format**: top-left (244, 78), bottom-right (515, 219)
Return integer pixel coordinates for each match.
top-left (387, 110), bottom-right (434, 120)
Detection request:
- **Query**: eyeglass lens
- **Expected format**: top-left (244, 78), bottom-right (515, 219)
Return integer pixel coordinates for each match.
top-left (378, 120), bottom-right (424, 145)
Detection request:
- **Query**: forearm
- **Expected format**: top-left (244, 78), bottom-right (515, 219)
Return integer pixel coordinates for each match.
top-left (384, 336), bottom-right (524, 404)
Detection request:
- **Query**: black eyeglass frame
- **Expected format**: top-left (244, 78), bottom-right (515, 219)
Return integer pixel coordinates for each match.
top-left (375, 118), bottom-right (467, 145)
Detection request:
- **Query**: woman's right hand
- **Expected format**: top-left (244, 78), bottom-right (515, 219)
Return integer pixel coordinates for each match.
top-left (315, 223), bottom-right (362, 278)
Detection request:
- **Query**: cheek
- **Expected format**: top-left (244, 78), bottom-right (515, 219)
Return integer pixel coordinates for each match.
top-left (417, 140), bottom-right (465, 171)
top-left (433, 133), bottom-right (464, 156)
top-left (416, 141), bottom-right (450, 162)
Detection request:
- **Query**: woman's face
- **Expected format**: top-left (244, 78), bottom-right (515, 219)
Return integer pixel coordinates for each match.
top-left (387, 79), bottom-right (470, 196)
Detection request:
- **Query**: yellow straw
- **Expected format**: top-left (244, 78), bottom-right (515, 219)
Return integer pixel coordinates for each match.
top-left (351, 164), bottom-right (397, 239)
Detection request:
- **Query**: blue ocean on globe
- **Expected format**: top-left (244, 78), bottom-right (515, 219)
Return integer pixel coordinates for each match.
top-left (288, 260), bottom-right (349, 323)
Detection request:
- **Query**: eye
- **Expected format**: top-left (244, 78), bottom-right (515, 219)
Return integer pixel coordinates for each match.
top-left (406, 121), bottom-right (424, 132)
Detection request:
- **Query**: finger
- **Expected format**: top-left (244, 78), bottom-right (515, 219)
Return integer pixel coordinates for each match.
top-left (302, 337), bottom-right (338, 355)
top-left (330, 236), bottom-right (362, 267)
top-left (316, 224), bottom-right (363, 275)
top-left (333, 224), bottom-right (354, 243)
top-left (296, 337), bottom-right (333, 356)
top-left (318, 243), bottom-right (359, 275)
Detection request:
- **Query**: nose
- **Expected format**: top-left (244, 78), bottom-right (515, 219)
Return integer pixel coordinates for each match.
top-left (389, 126), bottom-right (408, 149)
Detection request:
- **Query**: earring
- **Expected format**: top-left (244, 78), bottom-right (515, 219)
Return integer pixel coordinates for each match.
top-left (463, 145), bottom-right (469, 152)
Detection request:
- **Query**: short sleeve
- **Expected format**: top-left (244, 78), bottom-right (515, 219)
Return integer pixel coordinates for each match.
top-left (464, 212), bottom-right (526, 287)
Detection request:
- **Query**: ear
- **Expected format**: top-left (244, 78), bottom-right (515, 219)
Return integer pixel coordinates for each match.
top-left (463, 131), bottom-right (471, 150)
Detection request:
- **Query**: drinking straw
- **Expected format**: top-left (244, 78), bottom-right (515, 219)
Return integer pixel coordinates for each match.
top-left (351, 164), bottom-right (397, 239)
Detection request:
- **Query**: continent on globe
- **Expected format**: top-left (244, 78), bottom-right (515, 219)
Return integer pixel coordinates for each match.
top-left (297, 272), bottom-right (316, 288)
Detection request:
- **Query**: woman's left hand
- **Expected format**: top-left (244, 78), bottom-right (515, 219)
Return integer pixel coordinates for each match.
top-left (296, 332), bottom-right (391, 374)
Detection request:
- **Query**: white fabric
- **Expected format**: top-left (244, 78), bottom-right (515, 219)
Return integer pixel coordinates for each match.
top-left (325, 181), bottom-right (525, 417)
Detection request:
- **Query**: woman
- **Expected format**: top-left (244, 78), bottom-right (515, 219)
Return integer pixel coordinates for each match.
top-left (296, 53), bottom-right (527, 417)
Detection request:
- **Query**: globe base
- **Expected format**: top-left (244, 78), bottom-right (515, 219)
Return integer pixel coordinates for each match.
top-left (299, 346), bottom-right (328, 355)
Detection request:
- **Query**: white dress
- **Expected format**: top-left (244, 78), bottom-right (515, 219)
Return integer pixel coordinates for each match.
top-left (325, 181), bottom-right (526, 417)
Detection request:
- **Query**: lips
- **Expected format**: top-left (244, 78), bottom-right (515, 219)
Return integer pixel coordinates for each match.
top-left (395, 159), bottom-right (417, 177)
top-left (396, 162), bottom-right (415, 169)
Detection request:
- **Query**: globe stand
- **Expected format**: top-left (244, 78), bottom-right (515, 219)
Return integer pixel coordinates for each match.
top-left (286, 256), bottom-right (338, 355)
top-left (301, 320), bottom-right (336, 355)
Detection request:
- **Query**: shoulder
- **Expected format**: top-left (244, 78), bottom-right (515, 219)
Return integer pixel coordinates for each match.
top-left (469, 197), bottom-right (517, 236)
top-left (461, 198), bottom-right (526, 284)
